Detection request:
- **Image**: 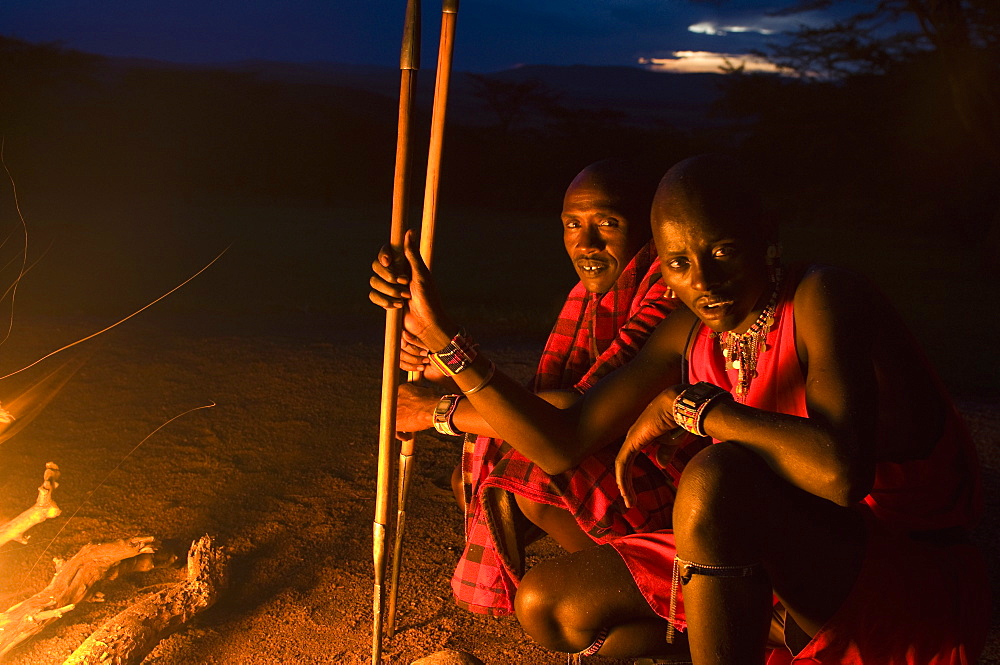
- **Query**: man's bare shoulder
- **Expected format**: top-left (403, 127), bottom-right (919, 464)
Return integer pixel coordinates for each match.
top-left (792, 264), bottom-right (886, 367)
top-left (793, 264), bottom-right (878, 318)
top-left (644, 304), bottom-right (700, 359)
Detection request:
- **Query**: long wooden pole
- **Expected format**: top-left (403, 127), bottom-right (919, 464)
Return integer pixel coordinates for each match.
top-left (417, 0), bottom-right (460, 267)
top-left (373, 1), bottom-right (419, 663)
top-left (386, 0), bottom-right (461, 638)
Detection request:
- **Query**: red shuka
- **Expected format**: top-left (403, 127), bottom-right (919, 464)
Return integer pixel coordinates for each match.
top-left (451, 242), bottom-right (683, 616)
top-left (611, 265), bottom-right (989, 663)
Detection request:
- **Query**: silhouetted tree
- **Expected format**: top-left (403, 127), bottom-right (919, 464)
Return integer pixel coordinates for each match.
top-left (760, 0), bottom-right (999, 164)
top-left (465, 74), bottom-right (560, 134)
top-left (708, 0), bottom-right (999, 267)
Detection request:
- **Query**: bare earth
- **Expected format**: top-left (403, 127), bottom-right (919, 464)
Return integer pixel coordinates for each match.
top-left (0, 313), bottom-right (997, 665)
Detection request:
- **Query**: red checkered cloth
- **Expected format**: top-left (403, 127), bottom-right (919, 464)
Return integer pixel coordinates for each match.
top-left (534, 243), bottom-right (668, 394)
top-left (452, 242), bottom-right (695, 616)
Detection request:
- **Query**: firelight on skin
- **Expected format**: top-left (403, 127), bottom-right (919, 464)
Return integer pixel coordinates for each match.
top-left (657, 221), bottom-right (771, 335)
top-left (561, 170), bottom-right (651, 295)
top-left (652, 161), bottom-right (771, 336)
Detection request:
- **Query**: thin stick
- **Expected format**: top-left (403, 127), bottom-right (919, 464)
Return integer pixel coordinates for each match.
top-left (386, 0), bottom-right (460, 638)
top-left (8, 403), bottom-right (216, 588)
top-left (0, 247), bottom-right (229, 382)
top-left (0, 137), bottom-right (30, 351)
top-left (0, 463), bottom-right (60, 548)
top-left (373, 0), bottom-right (420, 663)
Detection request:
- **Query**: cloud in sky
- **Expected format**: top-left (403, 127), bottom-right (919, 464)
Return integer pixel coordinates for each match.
top-left (686, 10), bottom-right (831, 38)
top-left (0, 0), bottom-right (834, 73)
top-left (639, 51), bottom-right (783, 74)
top-left (688, 22), bottom-right (778, 36)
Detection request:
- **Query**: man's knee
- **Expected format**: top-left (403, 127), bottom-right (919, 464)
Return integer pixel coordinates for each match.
top-left (515, 562), bottom-right (563, 648)
top-left (676, 442), bottom-right (766, 509)
top-left (514, 564), bottom-right (550, 619)
top-left (674, 442), bottom-right (771, 553)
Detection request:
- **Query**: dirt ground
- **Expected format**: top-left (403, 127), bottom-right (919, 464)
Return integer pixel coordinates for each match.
top-left (0, 308), bottom-right (995, 665)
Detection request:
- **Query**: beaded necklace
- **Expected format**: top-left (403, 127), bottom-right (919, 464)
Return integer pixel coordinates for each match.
top-left (711, 281), bottom-right (780, 400)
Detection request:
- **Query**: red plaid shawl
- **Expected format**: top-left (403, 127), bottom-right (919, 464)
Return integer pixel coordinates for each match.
top-left (452, 242), bottom-right (684, 616)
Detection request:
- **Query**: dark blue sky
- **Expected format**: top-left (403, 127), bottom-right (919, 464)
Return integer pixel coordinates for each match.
top-left (2, 0), bottom-right (840, 73)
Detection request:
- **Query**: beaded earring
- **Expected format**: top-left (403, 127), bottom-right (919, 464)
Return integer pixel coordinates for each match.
top-left (666, 287), bottom-right (676, 299)
top-left (766, 242), bottom-right (783, 284)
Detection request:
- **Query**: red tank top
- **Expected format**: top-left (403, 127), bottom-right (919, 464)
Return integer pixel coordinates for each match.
top-left (688, 267), bottom-right (982, 532)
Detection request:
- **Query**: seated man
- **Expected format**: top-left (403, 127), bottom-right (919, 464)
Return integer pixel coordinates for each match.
top-left (371, 154), bottom-right (989, 663)
top-left (385, 159), bottom-right (683, 616)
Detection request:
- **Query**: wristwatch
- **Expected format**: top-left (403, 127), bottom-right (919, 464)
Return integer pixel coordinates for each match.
top-left (672, 381), bottom-right (731, 437)
top-left (432, 393), bottom-right (463, 436)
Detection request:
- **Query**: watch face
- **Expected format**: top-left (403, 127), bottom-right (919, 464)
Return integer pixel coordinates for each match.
top-left (686, 383), bottom-right (717, 402)
top-left (434, 396), bottom-right (455, 419)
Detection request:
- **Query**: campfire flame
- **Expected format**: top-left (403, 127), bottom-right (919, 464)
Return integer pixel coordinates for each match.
top-left (0, 357), bottom-right (85, 445)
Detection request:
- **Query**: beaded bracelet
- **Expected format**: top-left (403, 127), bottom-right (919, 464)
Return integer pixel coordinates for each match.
top-left (672, 381), bottom-right (732, 437)
top-left (428, 329), bottom-right (477, 376)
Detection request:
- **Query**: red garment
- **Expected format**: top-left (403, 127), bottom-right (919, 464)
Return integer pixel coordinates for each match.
top-left (764, 512), bottom-right (989, 665)
top-left (686, 266), bottom-right (982, 533)
top-left (452, 242), bottom-right (682, 616)
top-left (611, 266), bottom-right (988, 662)
top-left (534, 242), bottom-right (671, 393)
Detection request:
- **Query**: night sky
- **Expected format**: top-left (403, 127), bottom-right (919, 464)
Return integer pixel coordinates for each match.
top-left (2, 0), bottom-right (845, 73)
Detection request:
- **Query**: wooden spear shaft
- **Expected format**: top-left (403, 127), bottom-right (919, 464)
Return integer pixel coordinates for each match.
top-left (417, 0), bottom-right (460, 268)
top-left (386, 0), bottom-right (461, 637)
top-left (373, 0), bottom-right (419, 663)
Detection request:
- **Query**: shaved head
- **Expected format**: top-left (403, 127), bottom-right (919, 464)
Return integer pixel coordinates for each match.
top-left (561, 159), bottom-right (659, 293)
top-left (653, 154), bottom-right (774, 333)
top-left (569, 159), bottom-right (658, 239)
top-left (654, 154), bottom-right (766, 242)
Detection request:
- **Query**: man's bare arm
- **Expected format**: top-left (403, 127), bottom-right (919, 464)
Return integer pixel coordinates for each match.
top-left (396, 386), bottom-right (588, 441)
top-left (698, 267), bottom-right (879, 505)
top-left (373, 230), bottom-right (689, 473)
top-left (448, 389), bottom-right (579, 439)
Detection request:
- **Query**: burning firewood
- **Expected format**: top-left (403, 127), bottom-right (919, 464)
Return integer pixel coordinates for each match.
top-left (0, 536), bottom-right (161, 658)
top-left (0, 462), bottom-right (61, 548)
top-left (62, 534), bottom-right (227, 665)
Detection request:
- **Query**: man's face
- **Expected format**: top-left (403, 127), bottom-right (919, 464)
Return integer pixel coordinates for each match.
top-left (562, 177), bottom-right (647, 294)
top-left (653, 201), bottom-right (769, 334)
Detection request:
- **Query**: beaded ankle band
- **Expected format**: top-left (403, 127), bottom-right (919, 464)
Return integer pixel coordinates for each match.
top-left (567, 626), bottom-right (609, 663)
top-left (666, 555), bottom-right (764, 643)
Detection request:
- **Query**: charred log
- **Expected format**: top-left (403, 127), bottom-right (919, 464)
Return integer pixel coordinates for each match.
top-left (62, 535), bottom-right (227, 665)
top-left (0, 536), bottom-right (160, 658)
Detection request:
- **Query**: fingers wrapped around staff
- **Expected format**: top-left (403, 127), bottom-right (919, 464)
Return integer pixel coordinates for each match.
top-left (369, 244), bottom-right (411, 309)
top-left (395, 382), bottom-right (440, 434)
top-left (400, 330), bottom-right (429, 372)
top-left (615, 387), bottom-right (685, 508)
top-left (369, 229), bottom-right (456, 351)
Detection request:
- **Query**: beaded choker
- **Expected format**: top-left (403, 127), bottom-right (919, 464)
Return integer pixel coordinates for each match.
top-left (712, 282), bottom-right (780, 400)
